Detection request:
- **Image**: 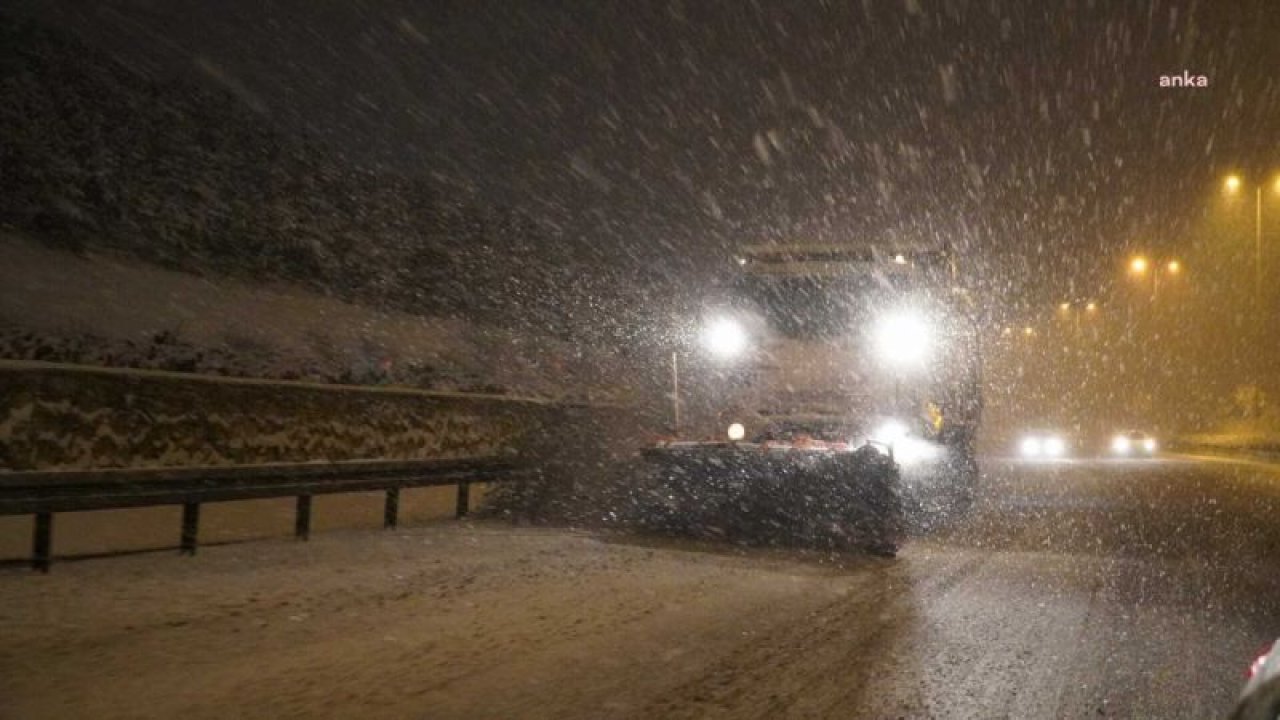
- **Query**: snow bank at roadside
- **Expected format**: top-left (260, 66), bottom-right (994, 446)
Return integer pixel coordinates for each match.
top-left (0, 234), bottom-right (642, 403)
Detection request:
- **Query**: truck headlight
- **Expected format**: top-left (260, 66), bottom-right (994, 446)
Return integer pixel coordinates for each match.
top-left (873, 309), bottom-right (931, 368)
top-left (701, 317), bottom-right (748, 358)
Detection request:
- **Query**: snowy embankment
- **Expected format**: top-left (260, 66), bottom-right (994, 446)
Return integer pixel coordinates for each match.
top-left (0, 233), bottom-right (637, 403)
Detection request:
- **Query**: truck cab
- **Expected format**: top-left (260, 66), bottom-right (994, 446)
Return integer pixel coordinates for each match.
top-left (701, 242), bottom-right (981, 459)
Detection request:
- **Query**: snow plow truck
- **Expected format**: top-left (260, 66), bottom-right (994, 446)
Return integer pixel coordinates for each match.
top-left (614, 241), bottom-right (984, 554)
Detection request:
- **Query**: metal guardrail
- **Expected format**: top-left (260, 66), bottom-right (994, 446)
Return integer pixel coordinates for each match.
top-left (0, 456), bottom-right (527, 572)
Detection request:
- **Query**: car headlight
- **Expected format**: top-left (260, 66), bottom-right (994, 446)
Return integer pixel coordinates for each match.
top-left (1143, 437), bottom-right (1157, 453)
top-left (1020, 437), bottom-right (1043, 457)
top-left (873, 309), bottom-right (931, 368)
top-left (1044, 436), bottom-right (1066, 457)
top-left (1111, 435), bottom-right (1131, 454)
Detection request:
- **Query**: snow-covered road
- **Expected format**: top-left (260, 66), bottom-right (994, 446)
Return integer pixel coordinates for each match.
top-left (3, 457), bottom-right (1277, 719)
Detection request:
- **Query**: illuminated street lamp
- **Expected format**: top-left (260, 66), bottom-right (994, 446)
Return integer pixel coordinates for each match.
top-left (1222, 172), bottom-right (1280, 383)
top-left (1223, 172), bottom-right (1280, 304)
top-left (1057, 300), bottom-right (1100, 333)
top-left (997, 324), bottom-right (1034, 341)
top-left (1128, 254), bottom-right (1183, 300)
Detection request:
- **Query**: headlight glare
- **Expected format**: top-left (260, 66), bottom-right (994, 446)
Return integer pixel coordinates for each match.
top-left (702, 317), bottom-right (748, 358)
top-left (869, 419), bottom-right (939, 466)
top-left (1044, 436), bottom-right (1066, 457)
top-left (1020, 437), bottom-right (1042, 457)
top-left (873, 309), bottom-right (931, 368)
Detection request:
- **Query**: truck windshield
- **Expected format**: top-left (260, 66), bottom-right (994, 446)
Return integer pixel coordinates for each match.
top-left (737, 270), bottom-right (929, 339)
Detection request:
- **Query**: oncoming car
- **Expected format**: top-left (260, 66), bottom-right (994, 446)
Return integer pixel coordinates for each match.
top-left (1018, 431), bottom-right (1068, 459)
top-left (1110, 430), bottom-right (1158, 457)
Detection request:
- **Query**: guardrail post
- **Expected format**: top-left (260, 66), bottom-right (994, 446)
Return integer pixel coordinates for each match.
top-left (455, 480), bottom-right (470, 518)
top-left (32, 512), bottom-right (53, 573)
top-left (295, 495), bottom-right (312, 541)
top-left (384, 487), bottom-right (400, 529)
top-left (180, 503), bottom-right (200, 555)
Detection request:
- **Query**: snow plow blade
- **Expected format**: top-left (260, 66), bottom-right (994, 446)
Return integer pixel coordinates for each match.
top-left (606, 443), bottom-right (904, 555)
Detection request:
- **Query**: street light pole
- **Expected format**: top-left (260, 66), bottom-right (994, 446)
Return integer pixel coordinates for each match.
top-left (1256, 184), bottom-right (1263, 307)
top-left (670, 350), bottom-right (680, 437)
top-left (1225, 174), bottom-right (1266, 309)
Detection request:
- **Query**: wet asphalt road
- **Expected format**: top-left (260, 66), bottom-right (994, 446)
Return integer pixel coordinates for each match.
top-left (630, 455), bottom-right (1280, 719)
top-left (863, 456), bottom-right (1280, 718)
top-left (3, 455), bottom-right (1278, 719)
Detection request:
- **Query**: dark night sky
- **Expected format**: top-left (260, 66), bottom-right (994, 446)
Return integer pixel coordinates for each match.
top-left (13, 0), bottom-right (1280, 308)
